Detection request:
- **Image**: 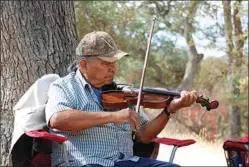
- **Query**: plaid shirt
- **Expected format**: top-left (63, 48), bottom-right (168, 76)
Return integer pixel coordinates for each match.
top-left (45, 70), bottom-right (148, 167)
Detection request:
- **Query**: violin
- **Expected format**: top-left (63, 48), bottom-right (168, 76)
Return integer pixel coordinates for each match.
top-left (101, 83), bottom-right (219, 111)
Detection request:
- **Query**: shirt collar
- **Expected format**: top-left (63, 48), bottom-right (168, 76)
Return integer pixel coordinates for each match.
top-left (76, 69), bottom-right (90, 88)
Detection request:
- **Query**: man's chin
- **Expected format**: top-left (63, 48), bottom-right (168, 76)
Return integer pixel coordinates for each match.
top-left (105, 80), bottom-right (113, 85)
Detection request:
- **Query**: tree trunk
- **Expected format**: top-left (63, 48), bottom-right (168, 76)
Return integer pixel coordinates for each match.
top-left (177, 2), bottom-right (203, 91)
top-left (176, 19), bottom-right (203, 91)
top-left (222, 0), bottom-right (246, 139)
top-left (0, 1), bottom-right (77, 165)
top-left (222, 1), bottom-right (234, 74)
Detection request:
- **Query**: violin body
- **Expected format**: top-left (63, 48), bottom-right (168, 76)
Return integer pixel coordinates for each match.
top-left (102, 90), bottom-right (173, 110)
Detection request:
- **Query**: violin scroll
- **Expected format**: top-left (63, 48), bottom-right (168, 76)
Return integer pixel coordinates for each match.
top-left (196, 95), bottom-right (219, 111)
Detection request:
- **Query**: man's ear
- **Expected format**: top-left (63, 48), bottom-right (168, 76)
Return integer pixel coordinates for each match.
top-left (79, 59), bottom-right (87, 73)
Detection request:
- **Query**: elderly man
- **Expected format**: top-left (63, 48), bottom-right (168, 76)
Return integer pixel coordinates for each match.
top-left (45, 31), bottom-right (197, 167)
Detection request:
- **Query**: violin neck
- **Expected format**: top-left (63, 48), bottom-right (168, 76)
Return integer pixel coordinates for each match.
top-left (142, 88), bottom-right (180, 97)
top-left (101, 83), bottom-right (181, 97)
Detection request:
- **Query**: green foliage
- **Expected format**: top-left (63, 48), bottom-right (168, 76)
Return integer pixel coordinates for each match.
top-left (223, 57), bottom-right (248, 107)
top-left (195, 55), bottom-right (248, 138)
top-left (195, 56), bottom-right (228, 96)
top-left (74, 1), bottom-right (188, 89)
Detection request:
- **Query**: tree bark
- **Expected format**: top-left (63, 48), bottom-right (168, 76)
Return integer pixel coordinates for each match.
top-left (0, 1), bottom-right (77, 165)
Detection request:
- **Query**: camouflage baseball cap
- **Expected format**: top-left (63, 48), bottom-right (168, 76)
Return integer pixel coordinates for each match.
top-left (76, 31), bottom-right (128, 62)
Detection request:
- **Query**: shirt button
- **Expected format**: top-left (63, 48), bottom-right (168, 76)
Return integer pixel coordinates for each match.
top-left (119, 152), bottom-right (125, 159)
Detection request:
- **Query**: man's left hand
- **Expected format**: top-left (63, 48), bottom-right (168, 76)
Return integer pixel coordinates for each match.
top-left (167, 90), bottom-right (198, 114)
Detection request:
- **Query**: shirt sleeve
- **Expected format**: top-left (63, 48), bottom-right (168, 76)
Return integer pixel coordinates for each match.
top-left (139, 109), bottom-right (149, 126)
top-left (135, 108), bottom-right (149, 133)
top-left (45, 82), bottom-right (76, 125)
top-left (130, 106), bottom-right (149, 127)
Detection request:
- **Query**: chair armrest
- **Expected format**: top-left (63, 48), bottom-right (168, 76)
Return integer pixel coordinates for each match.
top-left (223, 141), bottom-right (248, 151)
top-left (25, 130), bottom-right (67, 144)
top-left (152, 137), bottom-right (196, 147)
top-left (152, 137), bottom-right (196, 163)
top-left (223, 135), bottom-right (248, 151)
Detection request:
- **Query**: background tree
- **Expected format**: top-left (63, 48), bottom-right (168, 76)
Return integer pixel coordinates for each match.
top-left (222, 0), bottom-right (248, 138)
top-left (147, 1), bottom-right (204, 91)
top-left (0, 1), bottom-right (77, 165)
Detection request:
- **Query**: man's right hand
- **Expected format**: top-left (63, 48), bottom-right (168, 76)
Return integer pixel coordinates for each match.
top-left (113, 108), bottom-right (140, 131)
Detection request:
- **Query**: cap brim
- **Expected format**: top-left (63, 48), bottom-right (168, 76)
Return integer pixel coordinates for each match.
top-left (97, 50), bottom-right (129, 62)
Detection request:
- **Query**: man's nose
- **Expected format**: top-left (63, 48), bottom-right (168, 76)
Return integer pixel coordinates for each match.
top-left (109, 67), bottom-right (115, 73)
top-left (108, 64), bottom-right (116, 72)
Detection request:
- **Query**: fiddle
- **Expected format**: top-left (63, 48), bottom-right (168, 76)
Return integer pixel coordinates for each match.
top-left (101, 84), bottom-right (219, 111)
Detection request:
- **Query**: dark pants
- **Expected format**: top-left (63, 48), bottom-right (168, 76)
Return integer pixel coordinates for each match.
top-left (83, 157), bottom-right (180, 167)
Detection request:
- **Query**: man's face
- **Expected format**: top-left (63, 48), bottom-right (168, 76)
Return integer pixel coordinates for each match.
top-left (80, 57), bottom-right (117, 88)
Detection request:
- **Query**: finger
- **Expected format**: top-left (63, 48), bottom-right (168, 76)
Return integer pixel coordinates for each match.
top-left (180, 90), bottom-right (188, 97)
top-left (191, 90), bottom-right (198, 96)
top-left (129, 109), bottom-right (139, 120)
top-left (130, 112), bottom-right (140, 130)
top-left (189, 91), bottom-right (198, 104)
top-left (127, 109), bottom-right (139, 130)
top-left (134, 112), bottom-right (141, 124)
top-left (187, 94), bottom-right (196, 106)
top-left (135, 115), bottom-right (141, 130)
top-left (128, 120), bottom-right (136, 131)
top-left (130, 117), bottom-right (139, 131)
top-left (180, 91), bottom-right (189, 105)
top-left (192, 93), bottom-right (198, 104)
top-left (173, 91), bottom-right (186, 106)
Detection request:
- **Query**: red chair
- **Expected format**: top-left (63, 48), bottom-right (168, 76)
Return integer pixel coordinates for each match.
top-left (10, 128), bottom-right (195, 167)
top-left (223, 135), bottom-right (249, 167)
top-left (11, 129), bottom-right (68, 167)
